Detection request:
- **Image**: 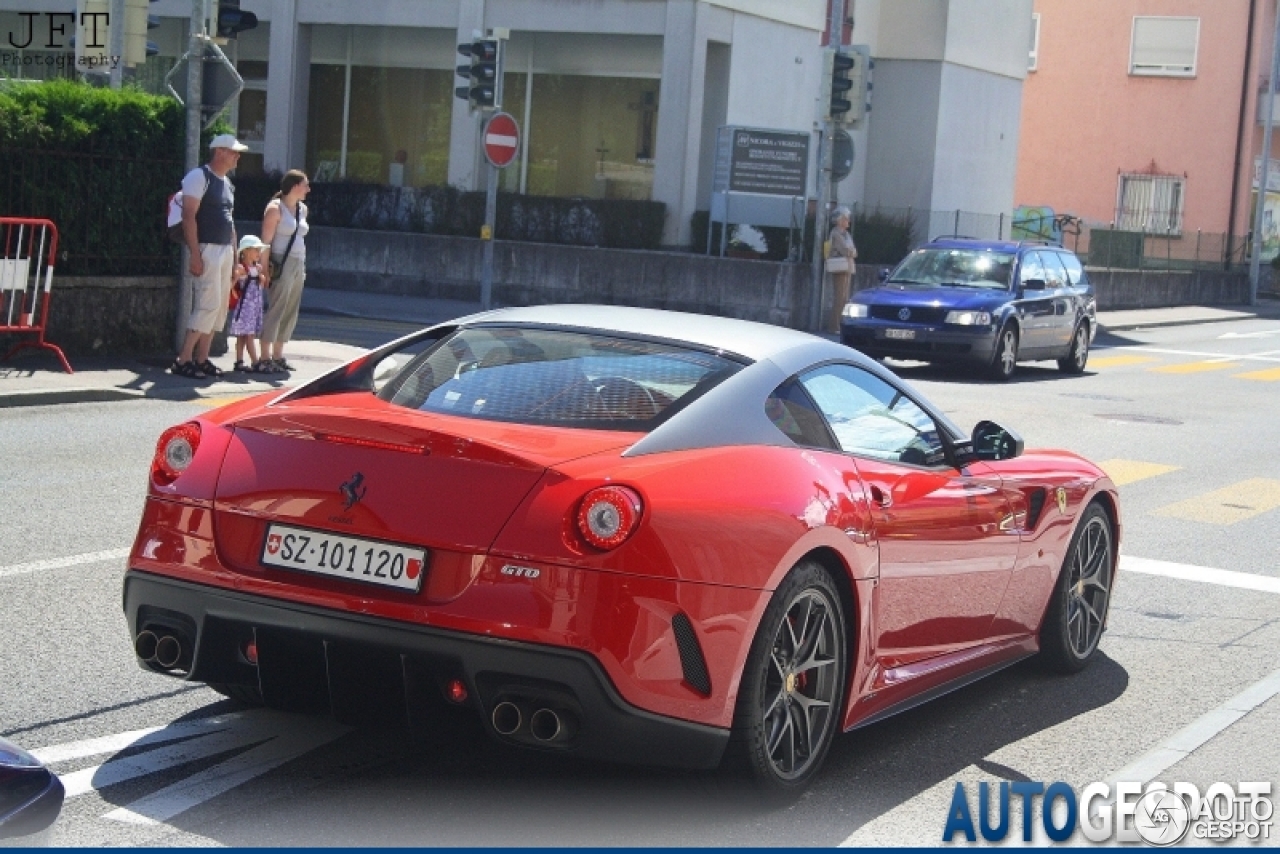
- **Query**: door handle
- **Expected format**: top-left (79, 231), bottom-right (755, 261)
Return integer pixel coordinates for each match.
top-left (869, 485), bottom-right (892, 508)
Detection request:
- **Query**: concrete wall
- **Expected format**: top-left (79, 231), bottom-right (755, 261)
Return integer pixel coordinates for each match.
top-left (305, 226), bottom-right (815, 328)
top-left (2, 277), bottom-right (179, 357)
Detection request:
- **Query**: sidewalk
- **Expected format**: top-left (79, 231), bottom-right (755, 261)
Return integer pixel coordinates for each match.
top-left (2, 289), bottom-right (1278, 408)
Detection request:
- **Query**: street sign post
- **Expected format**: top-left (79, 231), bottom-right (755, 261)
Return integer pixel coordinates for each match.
top-left (483, 112), bottom-right (520, 169)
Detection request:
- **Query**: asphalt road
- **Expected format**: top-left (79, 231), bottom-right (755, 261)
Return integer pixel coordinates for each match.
top-left (1, 314), bottom-right (1277, 846)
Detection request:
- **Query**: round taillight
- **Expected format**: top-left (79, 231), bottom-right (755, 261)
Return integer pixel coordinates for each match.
top-left (152, 422), bottom-right (201, 484)
top-left (576, 486), bottom-right (643, 550)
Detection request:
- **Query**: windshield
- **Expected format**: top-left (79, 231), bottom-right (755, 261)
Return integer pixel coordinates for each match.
top-left (378, 326), bottom-right (743, 430)
top-left (888, 248), bottom-right (1015, 290)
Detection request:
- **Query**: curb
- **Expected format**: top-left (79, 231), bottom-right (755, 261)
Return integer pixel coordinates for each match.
top-left (0, 382), bottom-right (284, 409)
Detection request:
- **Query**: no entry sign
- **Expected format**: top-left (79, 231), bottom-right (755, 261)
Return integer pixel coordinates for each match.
top-left (483, 112), bottom-right (520, 168)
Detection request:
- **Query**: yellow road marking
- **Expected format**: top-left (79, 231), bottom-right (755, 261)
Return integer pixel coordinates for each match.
top-left (1234, 366), bottom-right (1280, 381)
top-left (1088, 354), bottom-right (1160, 368)
top-left (194, 395), bottom-right (255, 408)
top-left (1097, 459), bottom-right (1180, 487)
top-left (1154, 478), bottom-right (1280, 525)
top-left (1149, 360), bottom-right (1237, 374)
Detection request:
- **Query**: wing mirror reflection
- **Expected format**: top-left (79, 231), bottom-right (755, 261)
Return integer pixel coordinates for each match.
top-left (972, 420), bottom-right (1024, 461)
top-left (878, 267), bottom-right (890, 282)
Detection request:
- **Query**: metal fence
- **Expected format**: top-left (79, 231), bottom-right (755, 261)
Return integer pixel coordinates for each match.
top-left (846, 202), bottom-right (1252, 272)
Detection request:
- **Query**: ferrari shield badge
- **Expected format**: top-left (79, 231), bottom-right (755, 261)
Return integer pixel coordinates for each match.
top-left (1056, 487), bottom-right (1068, 514)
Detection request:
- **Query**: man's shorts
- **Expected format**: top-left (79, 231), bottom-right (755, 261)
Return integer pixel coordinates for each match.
top-left (187, 243), bottom-right (236, 334)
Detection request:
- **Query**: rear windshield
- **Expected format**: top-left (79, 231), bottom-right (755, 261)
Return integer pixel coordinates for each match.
top-left (379, 326), bottom-right (743, 430)
top-left (889, 248), bottom-right (1015, 290)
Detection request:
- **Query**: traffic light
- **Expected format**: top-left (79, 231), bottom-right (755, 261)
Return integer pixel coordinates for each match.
top-left (123, 0), bottom-right (160, 68)
top-left (216, 0), bottom-right (258, 40)
top-left (455, 38), bottom-right (500, 110)
top-left (823, 48), bottom-right (854, 122)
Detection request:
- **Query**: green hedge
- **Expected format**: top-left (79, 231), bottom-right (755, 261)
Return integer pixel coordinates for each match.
top-left (0, 80), bottom-right (231, 275)
top-left (233, 174), bottom-right (667, 250)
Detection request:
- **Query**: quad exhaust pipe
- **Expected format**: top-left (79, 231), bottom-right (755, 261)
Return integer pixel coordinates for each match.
top-left (490, 700), bottom-right (577, 744)
top-left (135, 628), bottom-right (186, 670)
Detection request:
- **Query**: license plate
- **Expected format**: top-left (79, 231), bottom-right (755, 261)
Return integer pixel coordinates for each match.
top-left (260, 523), bottom-right (427, 593)
top-left (884, 328), bottom-right (916, 340)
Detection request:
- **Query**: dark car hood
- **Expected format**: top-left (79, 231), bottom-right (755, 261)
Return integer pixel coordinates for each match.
top-left (853, 285), bottom-right (1009, 311)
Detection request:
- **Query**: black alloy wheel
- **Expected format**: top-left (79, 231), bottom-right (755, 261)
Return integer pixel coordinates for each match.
top-left (730, 561), bottom-right (847, 801)
top-left (1057, 323), bottom-right (1089, 374)
top-left (1039, 502), bottom-right (1114, 673)
top-left (988, 325), bottom-right (1019, 381)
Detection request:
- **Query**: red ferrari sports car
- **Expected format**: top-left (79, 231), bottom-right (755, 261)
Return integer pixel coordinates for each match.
top-left (125, 305), bottom-right (1119, 798)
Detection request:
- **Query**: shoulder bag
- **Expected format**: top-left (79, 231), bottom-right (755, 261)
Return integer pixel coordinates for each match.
top-left (269, 201), bottom-right (305, 280)
top-left (825, 256), bottom-right (851, 274)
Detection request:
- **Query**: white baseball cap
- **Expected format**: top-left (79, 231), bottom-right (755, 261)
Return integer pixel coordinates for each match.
top-left (209, 134), bottom-right (249, 152)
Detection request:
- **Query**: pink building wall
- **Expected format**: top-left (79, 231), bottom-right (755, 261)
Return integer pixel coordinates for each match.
top-left (1017, 0), bottom-right (1276, 245)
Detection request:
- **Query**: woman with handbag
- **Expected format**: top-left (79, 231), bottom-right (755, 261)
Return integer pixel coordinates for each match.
top-left (258, 170), bottom-right (310, 373)
top-left (825, 206), bottom-right (857, 334)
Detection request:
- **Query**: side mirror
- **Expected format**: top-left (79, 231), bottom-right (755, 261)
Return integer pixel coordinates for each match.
top-left (878, 267), bottom-right (890, 282)
top-left (1021, 277), bottom-right (1047, 291)
top-left (972, 420), bottom-right (1024, 461)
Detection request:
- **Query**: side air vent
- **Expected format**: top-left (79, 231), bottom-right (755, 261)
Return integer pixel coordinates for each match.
top-left (671, 612), bottom-right (711, 696)
top-left (1025, 488), bottom-right (1048, 530)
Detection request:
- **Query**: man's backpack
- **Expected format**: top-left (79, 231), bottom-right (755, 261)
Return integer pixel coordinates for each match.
top-left (166, 166), bottom-right (213, 244)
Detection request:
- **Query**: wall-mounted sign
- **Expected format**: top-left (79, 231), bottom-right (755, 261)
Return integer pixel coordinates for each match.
top-left (727, 129), bottom-right (810, 197)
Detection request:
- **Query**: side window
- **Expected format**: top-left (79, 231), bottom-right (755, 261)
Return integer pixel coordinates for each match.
top-left (1058, 251), bottom-right (1086, 285)
top-left (1037, 250), bottom-right (1068, 288)
top-left (1019, 252), bottom-right (1045, 286)
top-left (797, 364), bottom-right (947, 466)
top-left (766, 380), bottom-right (837, 449)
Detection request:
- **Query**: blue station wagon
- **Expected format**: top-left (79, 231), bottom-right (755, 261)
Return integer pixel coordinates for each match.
top-left (839, 238), bottom-right (1096, 380)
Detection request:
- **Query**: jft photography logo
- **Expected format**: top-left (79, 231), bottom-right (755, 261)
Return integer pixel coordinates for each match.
top-left (2, 12), bottom-right (122, 71)
top-left (943, 779), bottom-right (1274, 845)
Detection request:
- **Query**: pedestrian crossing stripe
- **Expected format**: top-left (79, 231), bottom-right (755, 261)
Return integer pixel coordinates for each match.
top-left (1149, 360), bottom-right (1238, 374)
top-left (1234, 366), bottom-right (1280, 381)
top-left (1153, 478), bottom-right (1280, 525)
top-left (1097, 459), bottom-right (1180, 487)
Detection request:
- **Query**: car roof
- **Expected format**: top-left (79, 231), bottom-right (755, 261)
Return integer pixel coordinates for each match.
top-left (925, 237), bottom-right (1068, 255)
top-left (454, 303), bottom-right (828, 363)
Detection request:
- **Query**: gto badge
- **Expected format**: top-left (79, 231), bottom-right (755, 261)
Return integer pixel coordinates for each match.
top-left (1056, 487), bottom-right (1068, 514)
top-left (501, 564), bottom-right (541, 579)
top-left (340, 472), bottom-right (367, 510)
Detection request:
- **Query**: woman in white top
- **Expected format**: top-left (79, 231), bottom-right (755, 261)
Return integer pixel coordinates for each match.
top-left (258, 169), bottom-right (310, 372)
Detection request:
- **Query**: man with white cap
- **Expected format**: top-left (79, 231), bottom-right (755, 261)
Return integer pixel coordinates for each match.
top-left (171, 133), bottom-right (249, 380)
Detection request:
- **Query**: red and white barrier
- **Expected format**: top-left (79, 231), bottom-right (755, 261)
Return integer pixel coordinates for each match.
top-left (1, 217), bottom-right (72, 374)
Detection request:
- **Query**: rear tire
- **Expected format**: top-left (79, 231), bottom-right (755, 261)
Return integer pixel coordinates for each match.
top-left (1057, 323), bottom-right (1089, 374)
top-left (1039, 503), bottom-right (1114, 673)
top-left (208, 682), bottom-right (264, 705)
top-left (987, 325), bottom-right (1019, 381)
top-left (728, 561), bottom-right (847, 803)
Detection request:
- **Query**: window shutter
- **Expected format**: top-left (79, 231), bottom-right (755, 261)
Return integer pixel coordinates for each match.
top-left (1131, 17), bottom-right (1199, 76)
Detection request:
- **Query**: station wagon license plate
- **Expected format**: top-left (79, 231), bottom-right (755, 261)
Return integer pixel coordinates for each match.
top-left (884, 328), bottom-right (916, 340)
top-left (261, 523), bottom-right (427, 593)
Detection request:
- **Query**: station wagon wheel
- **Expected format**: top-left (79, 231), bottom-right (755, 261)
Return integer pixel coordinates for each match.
top-left (1039, 502), bottom-right (1114, 673)
top-left (729, 561), bottom-right (847, 801)
top-left (988, 325), bottom-right (1018, 381)
top-left (1057, 323), bottom-right (1089, 374)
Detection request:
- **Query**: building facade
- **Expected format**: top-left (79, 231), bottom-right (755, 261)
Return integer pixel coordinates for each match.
top-left (2, 0), bottom-right (1034, 248)
top-left (1016, 0), bottom-right (1277, 261)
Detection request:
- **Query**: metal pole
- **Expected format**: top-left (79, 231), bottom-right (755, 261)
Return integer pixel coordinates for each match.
top-left (1249, 0), bottom-right (1280, 304)
top-left (479, 33), bottom-right (507, 312)
top-left (809, 0), bottom-right (845, 333)
top-left (177, 0), bottom-right (204, 351)
top-left (108, 0), bottom-right (125, 88)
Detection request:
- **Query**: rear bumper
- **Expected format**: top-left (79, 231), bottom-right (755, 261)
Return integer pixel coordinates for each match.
top-left (123, 571), bottom-right (730, 771)
top-left (840, 322), bottom-right (996, 362)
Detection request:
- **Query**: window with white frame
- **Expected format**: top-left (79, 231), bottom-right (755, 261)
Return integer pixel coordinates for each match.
top-left (1029, 13), bottom-right (1040, 71)
top-left (1130, 17), bottom-right (1199, 77)
top-left (1115, 173), bottom-right (1185, 234)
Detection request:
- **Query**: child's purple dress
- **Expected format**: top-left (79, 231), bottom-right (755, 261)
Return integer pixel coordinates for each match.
top-left (228, 264), bottom-right (265, 336)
